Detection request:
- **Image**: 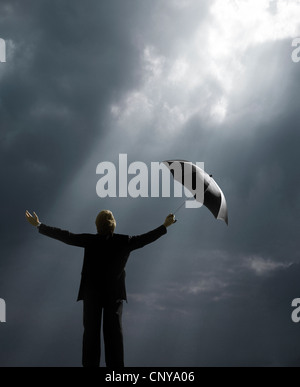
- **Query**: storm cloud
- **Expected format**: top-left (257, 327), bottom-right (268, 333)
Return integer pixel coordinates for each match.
top-left (1, 0), bottom-right (300, 367)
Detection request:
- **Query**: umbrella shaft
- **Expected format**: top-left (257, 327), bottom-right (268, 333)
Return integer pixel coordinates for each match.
top-left (173, 200), bottom-right (186, 215)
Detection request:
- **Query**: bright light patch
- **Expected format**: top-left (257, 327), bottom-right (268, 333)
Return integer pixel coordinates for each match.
top-left (245, 256), bottom-right (292, 276)
top-left (210, 0), bottom-right (300, 52)
top-left (168, 58), bottom-right (189, 84)
top-left (210, 98), bottom-right (228, 123)
top-left (109, 0), bottom-right (300, 136)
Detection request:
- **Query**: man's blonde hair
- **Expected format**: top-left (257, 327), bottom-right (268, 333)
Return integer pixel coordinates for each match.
top-left (95, 210), bottom-right (116, 235)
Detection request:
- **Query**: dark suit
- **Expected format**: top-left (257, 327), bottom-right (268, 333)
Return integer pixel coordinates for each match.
top-left (38, 223), bottom-right (167, 367)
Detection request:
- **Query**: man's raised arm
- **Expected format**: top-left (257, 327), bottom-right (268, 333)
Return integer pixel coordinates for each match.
top-left (25, 210), bottom-right (90, 248)
top-left (128, 214), bottom-right (176, 251)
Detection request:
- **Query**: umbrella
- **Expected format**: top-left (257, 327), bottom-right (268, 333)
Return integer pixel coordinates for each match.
top-left (163, 160), bottom-right (229, 225)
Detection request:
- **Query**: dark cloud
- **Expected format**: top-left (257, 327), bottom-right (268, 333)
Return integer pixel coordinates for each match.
top-left (1, 0), bottom-right (300, 367)
top-left (0, 0), bottom-right (145, 256)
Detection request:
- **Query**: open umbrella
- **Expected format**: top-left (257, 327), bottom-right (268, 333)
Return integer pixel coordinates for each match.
top-left (163, 160), bottom-right (228, 225)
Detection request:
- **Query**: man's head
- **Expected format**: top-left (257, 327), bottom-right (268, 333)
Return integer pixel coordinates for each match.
top-left (95, 210), bottom-right (116, 235)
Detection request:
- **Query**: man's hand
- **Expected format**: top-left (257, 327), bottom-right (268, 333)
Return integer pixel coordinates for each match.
top-left (25, 210), bottom-right (40, 227)
top-left (164, 214), bottom-right (176, 228)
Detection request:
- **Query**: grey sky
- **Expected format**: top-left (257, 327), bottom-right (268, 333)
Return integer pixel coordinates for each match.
top-left (1, 0), bottom-right (300, 367)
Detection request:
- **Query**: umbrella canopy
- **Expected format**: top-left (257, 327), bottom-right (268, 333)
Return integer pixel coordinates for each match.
top-left (163, 160), bottom-right (229, 225)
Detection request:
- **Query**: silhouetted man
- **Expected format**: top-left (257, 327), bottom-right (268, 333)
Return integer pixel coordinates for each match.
top-left (25, 210), bottom-right (176, 367)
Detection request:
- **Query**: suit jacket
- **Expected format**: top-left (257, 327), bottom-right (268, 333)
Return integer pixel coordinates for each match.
top-left (38, 224), bottom-right (167, 303)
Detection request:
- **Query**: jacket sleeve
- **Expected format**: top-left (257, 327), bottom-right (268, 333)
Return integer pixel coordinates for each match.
top-left (38, 224), bottom-right (91, 248)
top-left (128, 225), bottom-right (167, 252)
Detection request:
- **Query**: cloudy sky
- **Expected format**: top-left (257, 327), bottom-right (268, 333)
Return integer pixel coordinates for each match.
top-left (1, 0), bottom-right (300, 367)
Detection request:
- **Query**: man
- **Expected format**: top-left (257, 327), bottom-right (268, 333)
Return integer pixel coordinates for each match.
top-left (25, 209), bottom-right (176, 367)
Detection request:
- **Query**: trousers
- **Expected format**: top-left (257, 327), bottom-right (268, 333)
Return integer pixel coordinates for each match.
top-left (82, 297), bottom-right (124, 368)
